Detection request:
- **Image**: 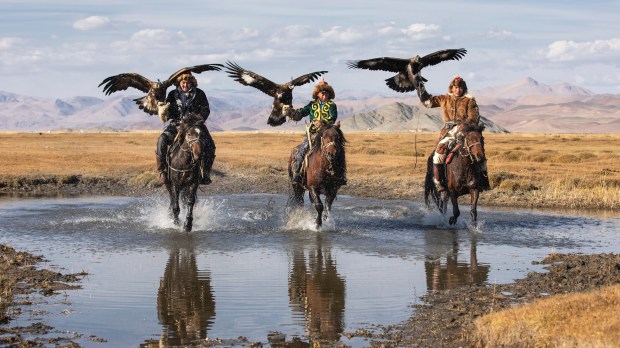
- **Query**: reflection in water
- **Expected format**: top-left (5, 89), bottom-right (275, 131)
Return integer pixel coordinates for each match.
top-left (289, 234), bottom-right (346, 344)
top-left (424, 231), bottom-right (489, 291)
top-left (141, 235), bottom-right (215, 347)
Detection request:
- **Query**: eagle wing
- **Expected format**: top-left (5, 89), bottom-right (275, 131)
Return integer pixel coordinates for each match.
top-left (162, 63), bottom-right (224, 89)
top-left (346, 57), bottom-right (410, 73)
top-left (98, 73), bottom-right (155, 95)
top-left (419, 48), bottom-right (467, 68)
top-left (288, 71), bottom-right (328, 87)
top-left (224, 61), bottom-right (279, 97)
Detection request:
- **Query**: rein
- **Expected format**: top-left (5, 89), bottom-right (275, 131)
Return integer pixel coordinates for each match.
top-left (168, 128), bottom-right (202, 173)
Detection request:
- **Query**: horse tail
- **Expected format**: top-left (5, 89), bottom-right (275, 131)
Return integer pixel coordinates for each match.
top-left (424, 154), bottom-right (437, 207)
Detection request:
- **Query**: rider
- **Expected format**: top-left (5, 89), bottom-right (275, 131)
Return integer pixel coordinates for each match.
top-left (413, 76), bottom-right (491, 192)
top-left (287, 79), bottom-right (345, 185)
top-left (156, 72), bottom-right (216, 185)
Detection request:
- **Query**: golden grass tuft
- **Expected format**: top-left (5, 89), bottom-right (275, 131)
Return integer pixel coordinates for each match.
top-left (473, 284), bottom-right (620, 347)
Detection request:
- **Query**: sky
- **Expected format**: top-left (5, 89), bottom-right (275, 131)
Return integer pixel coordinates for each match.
top-left (1, 0), bottom-right (620, 99)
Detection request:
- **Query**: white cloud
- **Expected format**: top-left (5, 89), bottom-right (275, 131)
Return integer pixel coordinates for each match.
top-left (113, 29), bottom-right (189, 50)
top-left (546, 38), bottom-right (620, 62)
top-left (73, 16), bottom-right (110, 31)
top-left (487, 29), bottom-right (514, 41)
top-left (231, 27), bottom-right (260, 41)
top-left (401, 23), bottom-right (441, 40)
top-left (0, 37), bottom-right (24, 50)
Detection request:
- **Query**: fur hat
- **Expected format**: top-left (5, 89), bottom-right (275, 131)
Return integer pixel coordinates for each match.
top-left (312, 79), bottom-right (335, 100)
top-left (448, 76), bottom-right (467, 95)
top-left (176, 72), bottom-right (198, 87)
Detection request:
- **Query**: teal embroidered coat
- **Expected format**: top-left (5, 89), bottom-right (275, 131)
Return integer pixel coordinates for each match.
top-left (296, 100), bottom-right (338, 134)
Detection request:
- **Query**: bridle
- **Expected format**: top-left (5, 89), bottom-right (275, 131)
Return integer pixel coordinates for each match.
top-left (459, 130), bottom-right (484, 164)
top-left (168, 127), bottom-right (202, 174)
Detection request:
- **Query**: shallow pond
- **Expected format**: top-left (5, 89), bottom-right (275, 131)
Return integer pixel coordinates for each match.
top-left (0, 194), bottom-right (618, 347)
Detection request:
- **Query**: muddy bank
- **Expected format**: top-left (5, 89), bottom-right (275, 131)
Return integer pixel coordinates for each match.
top-left (351, 253), bottom-right (620, 347)
top-left (0, 245), bottom-right (91, 347)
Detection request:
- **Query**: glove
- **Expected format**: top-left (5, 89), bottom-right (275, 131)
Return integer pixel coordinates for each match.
top-left (282, 104), bottom-right (291, 117)
top-left (413, 74), bottom-right (431, 103)
top-left (157, 102), bottom-right (170, 122)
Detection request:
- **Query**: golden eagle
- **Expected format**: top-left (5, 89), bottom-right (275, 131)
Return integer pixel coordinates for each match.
top-left (224, 61), bottom-right (327, 126)
top-left (98, 64), bottom-right (224, 115)
top-left (346, 48), bottom-right (467, 93)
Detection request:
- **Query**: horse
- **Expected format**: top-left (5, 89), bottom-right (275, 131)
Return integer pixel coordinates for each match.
top-left (424, 123), bottom-right (487, 226)
top-left (287, 123), bottom-right (347, 229)
top-left (164, 113), bottom-right (213, 232)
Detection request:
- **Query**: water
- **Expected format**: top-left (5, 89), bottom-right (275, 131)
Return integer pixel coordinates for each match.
top-left (0, 194), bottom-right (619, 347)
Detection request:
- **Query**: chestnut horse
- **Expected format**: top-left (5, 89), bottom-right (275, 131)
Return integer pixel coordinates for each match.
top-left (425, 123), bottom-right (487, 225)
top-left (288, 124), bottom-right (347, 229)
top-left (164, 113), bottom-right (212, 232)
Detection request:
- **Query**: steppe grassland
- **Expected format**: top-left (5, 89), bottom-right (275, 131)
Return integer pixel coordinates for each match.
top-left (1, 131), bottom-right (619, 209)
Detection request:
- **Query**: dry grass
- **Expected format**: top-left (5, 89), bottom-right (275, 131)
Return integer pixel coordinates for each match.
top-left (473, 284), bottom-right (620, 347)
top-left (1, 131), bottom-right (619, 209)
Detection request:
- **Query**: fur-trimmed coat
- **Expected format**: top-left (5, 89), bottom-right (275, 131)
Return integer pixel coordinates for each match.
top-left (424, 93), bottom-right (480, 125)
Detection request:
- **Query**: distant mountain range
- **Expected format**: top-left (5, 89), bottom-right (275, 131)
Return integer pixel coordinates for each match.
top-left (1, 77), bottom-right (618, 133)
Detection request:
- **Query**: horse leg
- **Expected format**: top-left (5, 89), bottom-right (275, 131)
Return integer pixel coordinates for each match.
top-left (308, 187), bottom-right (324, 229)
top-left (170, 185), bottom-right (181, 226)
top-left (183, 184), bottom-right (199, 232)
top-left (323, 187), bottom-right (338, 221)
top-left (448, 192), bottom-right (460, 225)
top-left (470, 189), bottom-right (479, 226)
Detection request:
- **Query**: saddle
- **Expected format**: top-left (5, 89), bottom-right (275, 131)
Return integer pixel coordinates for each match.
top-left (444, 143), bottom-right (462, 165)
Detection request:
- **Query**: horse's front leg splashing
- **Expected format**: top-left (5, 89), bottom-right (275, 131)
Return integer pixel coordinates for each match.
top-left (168, 185), bottom-right (181, 226)
top-left (449, 192), bottom-right (460, 225)
top-left (308, 187), bottom-right (324, 229)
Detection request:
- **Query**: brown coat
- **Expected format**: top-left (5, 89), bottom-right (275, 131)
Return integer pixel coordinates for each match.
top-left (425, 93), bottom-right (480, 125)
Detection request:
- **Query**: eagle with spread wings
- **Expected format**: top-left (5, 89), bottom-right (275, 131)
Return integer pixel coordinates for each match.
top-left (224, 61), bottom-right (327, 126)
top-left (98, 64), bottom-right (224, 115)
top-left (347, 48), bottom-right (467, 93)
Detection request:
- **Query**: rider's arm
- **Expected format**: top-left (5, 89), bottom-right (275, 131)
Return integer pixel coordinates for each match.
top-left (465, 97), bottom-right (480, 125)
top-left (287, 102), bottom-right (312, 122)
top-left (196, 89), bottom-right (211, 121)
top-left (165, 92), bottom-right (181, 121)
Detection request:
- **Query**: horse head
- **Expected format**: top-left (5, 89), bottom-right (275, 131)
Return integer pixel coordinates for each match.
top-left (457, 123), bottom-right (485, 164)
top-left (178, 113), bottom-right (204, 162)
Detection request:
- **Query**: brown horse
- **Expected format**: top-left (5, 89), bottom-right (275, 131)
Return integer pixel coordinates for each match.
top-left (164, 113), bottom-right (213, 232)
top-left (425, 123), bottom-right (487, 225)
top-left (288, 124), bottom-right (347, 229)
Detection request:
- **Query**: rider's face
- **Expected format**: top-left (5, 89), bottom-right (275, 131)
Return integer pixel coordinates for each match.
top-left (179, 80), bottom-right (192, 93)
top-left (318, 90), bottom-right (329, 102)
top-left (451, 85), bottom-right (464, 97)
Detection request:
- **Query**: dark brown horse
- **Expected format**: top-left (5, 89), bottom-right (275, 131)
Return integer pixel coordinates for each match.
top-left (288, 124), bottom-right (347, 229)
top-left (425, 123), bottom-right (487, 225)
top-left (164, 113), bottom-right (212, 232)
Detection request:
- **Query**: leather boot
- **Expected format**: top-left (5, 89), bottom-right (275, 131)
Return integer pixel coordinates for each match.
top-left (478, 159), bottom-right (491, 190)
top-left (200, 156), bottom-right (212, 185)
top-left (156, 155), bottom-right (169, 185)
top-left (433, 163), bottom-right (446, 192)
top-left (292, 158), bottom-right (303, 183)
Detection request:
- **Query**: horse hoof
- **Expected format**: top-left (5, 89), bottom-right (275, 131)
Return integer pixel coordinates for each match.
top-left (449, 217), bottom-right (457, 225)
top-left (184, 224), bottom-right (192, 232)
